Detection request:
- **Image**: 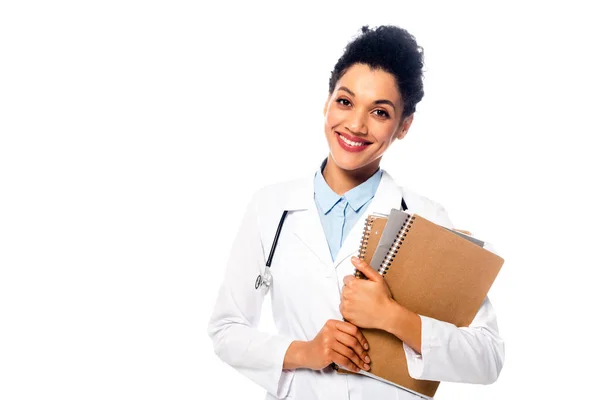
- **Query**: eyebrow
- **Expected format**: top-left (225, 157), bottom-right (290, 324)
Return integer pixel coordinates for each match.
top-left (338, 86), bottom-right (396, 112)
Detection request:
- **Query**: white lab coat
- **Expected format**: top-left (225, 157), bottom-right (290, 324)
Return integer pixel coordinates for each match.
top-left (207, 168), bottom-right (504, 400)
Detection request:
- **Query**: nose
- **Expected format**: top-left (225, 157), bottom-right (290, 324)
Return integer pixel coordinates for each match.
top-left (346, 108), bottom-right (367, 135)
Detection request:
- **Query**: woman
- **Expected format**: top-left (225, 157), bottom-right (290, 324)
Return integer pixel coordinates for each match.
top-left (207, 25), bottom-right (504, 399)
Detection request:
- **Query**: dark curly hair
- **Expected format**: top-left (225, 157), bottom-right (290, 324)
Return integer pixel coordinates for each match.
top-left (328, 25), bottom-right (425, 119)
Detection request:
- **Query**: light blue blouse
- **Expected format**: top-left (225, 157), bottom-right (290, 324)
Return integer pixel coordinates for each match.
top-left (313, 158), bottom-right (383, 261)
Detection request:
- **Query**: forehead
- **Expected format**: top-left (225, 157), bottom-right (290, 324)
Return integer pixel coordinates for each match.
top-left (335, 63), bottom-right (402, 105)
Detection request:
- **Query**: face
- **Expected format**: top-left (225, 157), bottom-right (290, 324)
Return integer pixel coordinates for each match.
top-left (323, 63), bottom-right (413, 173)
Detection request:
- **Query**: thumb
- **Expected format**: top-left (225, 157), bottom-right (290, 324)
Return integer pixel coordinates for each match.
top-left (453, 229), bottom-right (472, 236)
top-left (351, 256), bottom-right (382, 282)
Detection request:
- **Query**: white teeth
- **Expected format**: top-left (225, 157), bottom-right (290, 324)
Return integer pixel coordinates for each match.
top-left (339, 134), bottom-right (368, 147)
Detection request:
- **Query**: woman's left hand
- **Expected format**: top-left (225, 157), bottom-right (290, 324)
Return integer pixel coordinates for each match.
top-left (340, 256), bottom-right (394, 330)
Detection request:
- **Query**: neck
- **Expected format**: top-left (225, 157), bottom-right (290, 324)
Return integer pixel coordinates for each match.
top-left (322, 154), bottom-right (381, 195)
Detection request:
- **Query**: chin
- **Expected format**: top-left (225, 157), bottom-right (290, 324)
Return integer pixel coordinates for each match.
top-left (329, 150), bottom-right (371, 172)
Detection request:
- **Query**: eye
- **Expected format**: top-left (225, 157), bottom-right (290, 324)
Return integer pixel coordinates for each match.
top-left (373, 109), bottom-right (390, 118)
top-left (336, 98), bottom-right (351, 107)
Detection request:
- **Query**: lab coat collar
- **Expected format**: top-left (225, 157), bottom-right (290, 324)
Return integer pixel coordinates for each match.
top-left (333, 169), bottom-right (405, 269)
top-left (313, 159), bottom-right (383, 214)
top-left (313, 164), bottom-right (341, 214)
top-left (287, 165), bottom-right (406, 271)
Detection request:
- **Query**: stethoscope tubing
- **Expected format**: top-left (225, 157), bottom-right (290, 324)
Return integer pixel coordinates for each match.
top-left (266, 210), bottom-right (289, 268)
top-left (255, 197), bottom-right (407, 290)
top-left (255, 210), bottom-right (289, 290)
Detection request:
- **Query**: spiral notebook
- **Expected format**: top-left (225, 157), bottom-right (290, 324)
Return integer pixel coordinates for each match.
top-left (338, 209), bottom-right (504, 398)
top-left (353, 212), bottom-right (388, 279)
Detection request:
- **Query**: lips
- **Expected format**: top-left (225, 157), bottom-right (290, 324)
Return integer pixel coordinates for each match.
top-left (336, 131), bottom-right (372, 144)
top-left (335, 131), bottom-right (372, 153)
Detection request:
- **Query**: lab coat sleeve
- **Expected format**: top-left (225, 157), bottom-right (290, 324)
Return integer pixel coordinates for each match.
top-left (402, 295), bottom-right (505, 384)
top-left (207, 191), bottom-right (296, 399)
top-left (402, 204), bottom-right (505, 384)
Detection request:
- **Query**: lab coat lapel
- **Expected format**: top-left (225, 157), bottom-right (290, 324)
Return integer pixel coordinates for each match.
top-left (332, 170), bottom-right (405, 269)
top-left (285, 169), bottom-right (405, 272)
top-left (292, 201), bottom-right (334, 270)
top-left (286, 173), bottom-right (334, 270)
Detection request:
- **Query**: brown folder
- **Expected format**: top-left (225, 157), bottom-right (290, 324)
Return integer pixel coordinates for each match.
top-left (339, 212), bottom-right (504, 398)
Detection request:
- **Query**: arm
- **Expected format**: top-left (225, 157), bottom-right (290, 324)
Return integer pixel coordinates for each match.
top-left (395, 204), bottom-right (505, 383)
top-left (385, 294), bottom-right (505, 384)
top-left (347, 243), bottom-right (505, 385)
top-left (283, 341), bottom-right (308, 369)
top-left (206, 192), bottom-right (295, 399)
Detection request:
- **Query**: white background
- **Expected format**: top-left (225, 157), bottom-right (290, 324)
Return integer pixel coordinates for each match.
top-left (1, 1), bottom-right (599, 399)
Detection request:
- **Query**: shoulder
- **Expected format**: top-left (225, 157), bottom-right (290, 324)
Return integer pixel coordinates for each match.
top-left (253, 175), bottom-right (308, 208)
top-left (244, 175), bottom-right (311, 227)
top-left (246, 176), bottom-right (310, 253)
top-left (400, 185), bottom-right (454, 229)
top-left (402, 184), bottom-right (498, 252)
top-left (256, 175), bottom-right (306, 198)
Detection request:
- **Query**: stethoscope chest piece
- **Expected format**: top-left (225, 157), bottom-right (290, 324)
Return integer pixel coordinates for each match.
top-left (255, 267), bottom-right (273, 290)
top-left (254, 197), bottom-right (407, 293)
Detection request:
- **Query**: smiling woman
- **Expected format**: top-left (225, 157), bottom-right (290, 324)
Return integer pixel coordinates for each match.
top-left (207, 25), bottom-right (504, 400)
top-left (324, 64), bottom-right (413, 179)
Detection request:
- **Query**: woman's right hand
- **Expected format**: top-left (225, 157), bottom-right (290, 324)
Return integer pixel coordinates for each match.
top-left (305, 319), bottom-right (371, 373)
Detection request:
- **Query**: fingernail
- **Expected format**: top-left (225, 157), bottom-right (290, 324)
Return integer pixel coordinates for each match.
top-left (365, 355), bottom-right (370, 363)
top-left (364, 343), bottom-right (369, 350)
top-left (364, 363), bottom-right (370, 370)
top-left (351, 256), bottom-right (358, 262)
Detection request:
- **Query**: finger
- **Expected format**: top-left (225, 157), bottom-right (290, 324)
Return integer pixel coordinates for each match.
top-left (331, 342), bottom-right (370, 372)
top-left (351, 256), bottom-right (381, 282)
top-left (335, 330), bottom-right (370, 365)
top-left (335, 320), bottom-right (369, 350)
top-left (454, 229), bottom-right (472, 236)
top-left (330, 350), bottom-right (361, 373)
top-left (343, 275), bottom-right (354, 286)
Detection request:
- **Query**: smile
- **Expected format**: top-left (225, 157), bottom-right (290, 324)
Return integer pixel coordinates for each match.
top-left (336, 132), bottom-right (371, 153)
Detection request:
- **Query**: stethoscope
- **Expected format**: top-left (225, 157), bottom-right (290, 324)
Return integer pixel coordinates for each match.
top-left (254, 197), bottom-right (408, 293)
top-left (255, 210), bottom-right (289, 292)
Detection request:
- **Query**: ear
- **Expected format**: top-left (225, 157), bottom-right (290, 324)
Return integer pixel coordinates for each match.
top-left (395, 114), bottom-right (414, 141)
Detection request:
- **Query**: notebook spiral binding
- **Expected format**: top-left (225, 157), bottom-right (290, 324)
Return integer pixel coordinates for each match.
top-left (354, 215), bottom-right (376, 279)
top-left (378, 214), bottom-right (416, 276)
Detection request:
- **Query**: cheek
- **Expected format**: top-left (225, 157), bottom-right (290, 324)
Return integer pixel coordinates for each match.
top-left (324, 107), bottom-right (343, 129)
top-left (376, 120), bottom-right (402, 141)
